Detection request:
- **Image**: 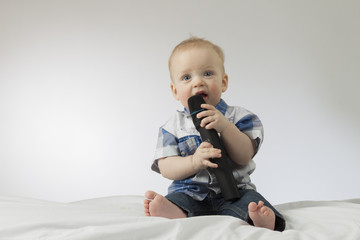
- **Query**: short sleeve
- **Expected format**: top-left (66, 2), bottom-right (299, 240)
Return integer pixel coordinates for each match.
top-left (151, 128), bottom-right (180, 173)
top-left (234, 113), bottom-right (264, 154)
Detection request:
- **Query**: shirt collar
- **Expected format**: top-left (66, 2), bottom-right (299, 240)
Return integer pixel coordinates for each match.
top-left (183, 98), bottom-right (228, 116)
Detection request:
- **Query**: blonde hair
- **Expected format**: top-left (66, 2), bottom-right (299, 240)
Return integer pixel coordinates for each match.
top-left (168, 37), bottom-right (225, 72)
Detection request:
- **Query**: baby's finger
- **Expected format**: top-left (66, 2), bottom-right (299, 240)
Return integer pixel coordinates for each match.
top-left (200, 116), bottom-right (216, 128)
top-left (197, 109), bottom-right (215, 119)
top-left (200, 148), bottom-right (221, 159)
top-left (203, 160), bottom-right (218, 168)
top-left (204, 121), bottom-right (217, 130)
top-left (200, 103), bottom-right (215, 110)
top-left (199, 141), bottom-right (213, 149)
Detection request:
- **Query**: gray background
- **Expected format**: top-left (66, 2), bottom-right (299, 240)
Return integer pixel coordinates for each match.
top-left (0, 0), bottom-right (359, 204)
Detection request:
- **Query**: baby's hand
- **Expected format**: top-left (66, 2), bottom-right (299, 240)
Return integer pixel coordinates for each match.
top-left (191, 142), bottom-right (221, 171)
top-left (197, 104), bottom-right (231, 133)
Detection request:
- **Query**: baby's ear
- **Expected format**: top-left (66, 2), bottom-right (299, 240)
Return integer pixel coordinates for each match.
top-left (222, 74), bottom-right (228, 92)
top-left (170, 82), bottom-right (179, 100)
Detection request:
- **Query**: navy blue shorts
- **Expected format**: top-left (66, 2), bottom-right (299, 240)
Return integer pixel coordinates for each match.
top-left (165, 189), bottom-right (286, 231)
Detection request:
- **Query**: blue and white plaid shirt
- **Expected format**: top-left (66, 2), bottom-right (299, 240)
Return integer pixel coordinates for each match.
top-left (152, 99), bottom-right (264, 201)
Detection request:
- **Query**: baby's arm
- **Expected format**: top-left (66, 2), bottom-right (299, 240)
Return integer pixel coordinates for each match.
top-left (220, 121), bottom-right (255, 165)
top-left (196, 104), bottom-right (255, 166)
top-left (158, 142), bottom-right (221, 180)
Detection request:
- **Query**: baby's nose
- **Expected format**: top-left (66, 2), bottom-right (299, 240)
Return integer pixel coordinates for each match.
top-left (192, 76), bottom-right (205, 87)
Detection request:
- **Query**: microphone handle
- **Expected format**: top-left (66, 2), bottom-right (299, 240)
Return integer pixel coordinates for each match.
top-left (197, 127), bottom-right (241, 201)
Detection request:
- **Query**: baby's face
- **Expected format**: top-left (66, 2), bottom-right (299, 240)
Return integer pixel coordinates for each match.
top-left (169, 46), bottom-right (228, 110)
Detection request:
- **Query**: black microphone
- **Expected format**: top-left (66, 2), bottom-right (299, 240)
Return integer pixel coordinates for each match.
top-left (188, 95), bottom-right (241, 201)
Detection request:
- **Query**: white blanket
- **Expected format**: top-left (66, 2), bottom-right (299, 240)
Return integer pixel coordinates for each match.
top-left (0, 195), bottom-right (359, 240)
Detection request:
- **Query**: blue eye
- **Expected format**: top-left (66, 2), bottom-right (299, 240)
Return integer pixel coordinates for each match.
top-left (183, 75), bottom-right (191, 81)
top-left (204, 71), bottom-right (213, 77)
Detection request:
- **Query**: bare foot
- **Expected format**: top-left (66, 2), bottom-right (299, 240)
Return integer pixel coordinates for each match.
top-left (248, 201), bottom-right (275, 230)
top-left (144, 191), bottom-right (187, 219)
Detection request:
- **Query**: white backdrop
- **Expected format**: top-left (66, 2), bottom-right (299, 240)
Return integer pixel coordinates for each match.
top-left (0, 0), bottom-right (359, 205)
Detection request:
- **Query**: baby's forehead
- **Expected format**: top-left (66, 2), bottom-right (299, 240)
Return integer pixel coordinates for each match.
top-left (175, 44), bottom-right (215, 55)
top-left (170, 45), bottom-right (223, 66)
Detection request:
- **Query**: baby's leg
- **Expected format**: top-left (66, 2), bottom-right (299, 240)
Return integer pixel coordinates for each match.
top-left (248, 201), bottom-right (275, 230)
top-left (144, 191), bottom-right (187, 219)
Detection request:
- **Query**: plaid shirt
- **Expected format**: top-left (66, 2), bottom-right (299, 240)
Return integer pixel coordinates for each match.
top-left (152, 99), bottom-right (263, 201)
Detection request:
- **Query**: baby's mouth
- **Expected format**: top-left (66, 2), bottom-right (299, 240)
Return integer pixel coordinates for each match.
top-left (195, 91), bottom-right (208, 101)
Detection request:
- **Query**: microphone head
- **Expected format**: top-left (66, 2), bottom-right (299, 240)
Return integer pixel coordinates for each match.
top-left (188, 95), bottom-right (205, 129)
top-left (188, 94), bottom-right (205, 114)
